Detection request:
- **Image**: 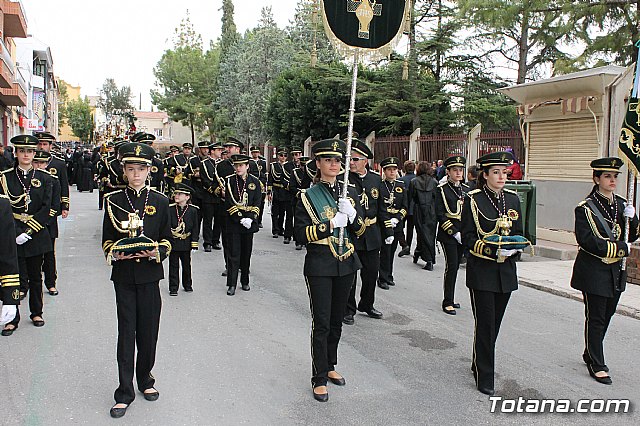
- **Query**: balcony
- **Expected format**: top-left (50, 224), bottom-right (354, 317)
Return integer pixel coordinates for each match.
top-left (0, 81), bottom-right (26, 105)
top-left (0, 38), bottom-right (14, 88)
top-left (3, 0), bottom-right (27, 38)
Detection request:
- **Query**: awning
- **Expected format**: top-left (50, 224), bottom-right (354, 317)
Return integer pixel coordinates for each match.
top-left (516, 96), bottom-right (597, 116)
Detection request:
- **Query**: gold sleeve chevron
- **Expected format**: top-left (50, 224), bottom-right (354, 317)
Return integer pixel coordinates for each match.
top-left (102, 240), bottom-right (114, 256)
top-left (305, 225), bottom-right (320, 242)
top-left (384, 219), bottom-right (394, 228)
top-left (26, 218), bottom-right (44, 233)
top-left (441, 220), bottom-right (454, 234)
top-left (0, 274), bottom-right (20, 288)
top-left (471, 240), bottom-right (494, 260)
top-left (191, 242), bottom-right (198, 249)
top-left (355, 217), bottom-right (366, 237)
top-left (158, 239), bottom-right (172, 261)
top-left (399, 209), bottom-right (407, 219)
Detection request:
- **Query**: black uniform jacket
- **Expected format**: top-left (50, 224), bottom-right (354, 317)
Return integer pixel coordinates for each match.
top-left (149, 157), bottom-right (165, 192)
top-left (47, 155), bottom-right (70, 211)
top-left (165, 153), bottom-right (193, 186)
top-left (199, 158), bottom-right (222, 204)
top-left (224, 173), bottom-right (262, 234)
top-left (250, 158), bottom-right (267, 193)
top-left (47, 174), bottom-right (61, 239)
top-left (215, 159), bottom-right (236, 200)
top-left (571, 189), bottom-right (639, 297)
top-left (102, 187), bottom-right (172, 284)
top-left (290, 166), bottom-right (313, 200)
top-left (349, 170), bottom-right (393, 251)
top-left (169, 203), bottom-right (200, 251)
top-left (0, 195), bottom-right (20, 304)
top-left (380, 178), bottom-right (408, 234)
top-left (185, 156), bottom-right (206, 201)
top-left (294, 181), bottom-right (364, 277)
top-left (106, 157), bottom-right (126, 189)
top-left (268, 161), bottom-right (292, 202)
top-left (461, 186), bottom-right (523, 293)
top-left (0, 167), bottom-right (53, 257)
top-left (436, 181), bottom-right (470, 243)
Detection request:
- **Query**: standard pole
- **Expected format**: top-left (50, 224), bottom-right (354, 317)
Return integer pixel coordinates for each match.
top-left (339, 51), bottom-right (360, 248)
top-left (622, 170), bottom-right (635, 271)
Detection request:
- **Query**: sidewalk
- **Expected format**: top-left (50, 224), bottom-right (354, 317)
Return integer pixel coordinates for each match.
top-left (517, 256), bottom-right (640, 320)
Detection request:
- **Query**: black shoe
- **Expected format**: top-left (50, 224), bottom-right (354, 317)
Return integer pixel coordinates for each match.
top-left (413, 252), bottom-right (419, 264)
top-left (328, 374), bottom-right (346, 386)
top-left (1, 325), bottom-right (17, 336)
top-left (442, 306), bottom-right (456, 315)
top-left (169, 291), bottom-right (178, 296)
top-left (48, 287), bottom-right (59, 296)
top-left (241, 284), bottom-right (250, 291)
top-left (110, 404), bottom-right (129, 418)
top-left (478, 387), bottom-right (495, 396)
top-left (143, 388), bottom-right (159, 401)
top-left (184, 288), bottom-right (193, 292)
top-left (360, 308), bottom-right (383, 319)
top-left (587, 364), bottom-right (612, 385)
top-left (32, 318), bottom-right (45, 327)
top-left (295, 244), bottom-right (303, 251)
top-left (278, 231), bottom-right (284, 236)
top-left (283, 237), bottom-right (291, 244)
top-left (212, 243), bottom-right (222, 250)
top-left (582, 353), bottom-right (609, 372)
top-left (204, 245), bottom-right (212, 252)
top-left (342, 314), bottom-right (354, 325)
top-left (387, 281), bottom-right (395, 286)
top-left (221, 269), bottom-right (228, 277)
top-left (258, 223), bottom-right (263, 228)
top-left (398, 246), bottom-right (410, 257)
top-left (272, 234), bottom-right (279, 239)
top-left (312, 387), bottom-right (329, 402)
top-left (227, 286), bottom-right (236, 296)
top-left (423, 262), bottom-right (433, 271)
top-left (377, 281), bottom-right (389, 290)
top-left (452, 303), bottom-right (461, 309)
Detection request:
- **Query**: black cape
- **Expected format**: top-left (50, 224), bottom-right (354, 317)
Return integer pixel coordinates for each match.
top-left (410, 174), bottom-right (438, 263)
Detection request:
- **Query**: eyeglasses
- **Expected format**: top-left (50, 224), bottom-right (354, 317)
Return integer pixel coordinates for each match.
top-left (278, 153), bottom-right (286, 157)
top-left (350, 157), bottom-right (365, 162)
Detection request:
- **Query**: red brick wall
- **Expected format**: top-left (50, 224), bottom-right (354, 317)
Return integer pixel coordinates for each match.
top-left (627, 245), bottom-right (640, 286)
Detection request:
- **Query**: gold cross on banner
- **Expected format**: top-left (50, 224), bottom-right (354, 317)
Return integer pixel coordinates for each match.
top-left (347, 0), bottom-right (382, 40)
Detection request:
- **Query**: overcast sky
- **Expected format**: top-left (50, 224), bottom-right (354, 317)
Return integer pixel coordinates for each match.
top-left (22, 0), bottom-right (299, 110)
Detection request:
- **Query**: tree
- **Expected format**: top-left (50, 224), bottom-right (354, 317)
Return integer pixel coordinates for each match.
top-left (457, 74), bottom-right (518, 131)
top-left (97, 78), bottom-right (134, 121)
top-left (458, 0), bottom-right (576, 84)
top-left (220, 0), bottom-right (240, 58)
top-left (66, 97), bottom-right (94, 141)
top-left (287, 0), bottom-right (340, 66)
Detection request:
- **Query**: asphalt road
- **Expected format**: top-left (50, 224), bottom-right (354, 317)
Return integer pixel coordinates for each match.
top-left (1, 188), bottom-right (639, 425)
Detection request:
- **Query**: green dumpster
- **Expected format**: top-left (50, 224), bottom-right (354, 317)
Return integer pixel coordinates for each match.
top-left (504, 180), bottom-right (536, 245)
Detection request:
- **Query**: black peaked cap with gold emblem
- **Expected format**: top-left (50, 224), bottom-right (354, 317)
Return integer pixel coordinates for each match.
top-left (444, 155), bottom-right (466, 169)
top-left (182, 142), bottom-right (194, 149)
top-left (250, 146), bottom-right (261, 153)
top-left (174, 183), bottom-right (195, 195)
top-left (11, 134), bottom-right (39, 148)
top-left (477, 151), bottom-right (513, 168)
top-left (380, 157), bottom-right (400, 169)
top-left (350, 139), bottom-right (373, 159)
top-left (231, 154), bottom-right (251, 165)
top-left (224, 137), bottom-right (244, 150)
top-left (197, 141), bottom-right (210, 149)
top-left (34, 131), bottom-right (56, 142)
top-left (290, 146), bottom-right (302, 154)
top-left (119, 142), bottom-right (155, 165)
top-left (209, 142), bottom-right (223, 149)
top-left (33, 150), bottom-right (52, 162)
top-left (313, 139), bottom-right (346, 158)
top-left (133, 133), bottom-right (156, 144)
top-left (299, 156), bottom-right (310, 164)
top-left (590, 157), bottom-right (623, 172)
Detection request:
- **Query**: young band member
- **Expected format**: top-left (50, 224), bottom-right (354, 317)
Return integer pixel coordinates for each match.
top-left (295, 139), bottom-right (365, 402)
top-left (102, 142), bottom-right (172, 418)
top-left (377, 157), bottom-right (408, 290)
top-left (168, 183), bottom-right (200, 296)
top-left (436, 156), bottom-right (469, 315)
top-left (0, 135), bottom-right (53, 335)
top-left (461, 151), bottom-right (528, 396)
top-left (570, 157), bottom-right (638, 385)
top-left (224, 154), bottom-right (261, 296)
top-left (0, 192), bottom-right (20, 335)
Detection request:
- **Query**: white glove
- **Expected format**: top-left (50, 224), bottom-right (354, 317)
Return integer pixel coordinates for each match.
top-left (338, 198), bottom-right (357, 222)
top-left (453, 232), bottom-right (462, 245)
top-left (390, 218), bottom-right (399, 228)
top-left (1, 305), bottom-right (17, 325)
top-left (498, 249), bottom-right (519, 257)
top-left (240, 218), bottom-right (252, 229)
top-left (330, 212), bottom-right (349, 229)
top-left (16, 233), bottom-right (32, 245)
top-left (624, 203), bottom-right (636, 219)
top-left (385, 236), bottom-right (394, 245)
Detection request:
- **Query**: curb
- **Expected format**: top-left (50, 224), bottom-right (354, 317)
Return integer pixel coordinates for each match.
top-left (519, 279), bottom-right (640, 321)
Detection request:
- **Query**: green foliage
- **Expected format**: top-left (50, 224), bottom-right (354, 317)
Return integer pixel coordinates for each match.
top-left (66, 97), bottom-right (94, 141)
top-left (98, 78), bottom-right (134, 120)
top-left (456, 74), bottom-right (518, 131)
top-left (220, 0), bottom-right (240, 57)
top-left (287, 0), bottom-right (340, 66)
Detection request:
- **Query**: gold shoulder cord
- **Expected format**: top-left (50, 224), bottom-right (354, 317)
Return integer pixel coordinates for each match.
top-left (106, 197), bottom-right (131, 235)
top-left (441, 186), bottom-right (461, 218)
top-left (583, 206), bottom-right (607, 240)
top-left (300, 191), bottom-right (321, 224)
top-left (470, 195), bottom-right (499, 237)
top-left (0, 173), bottom-right (28, 208)
top-left (227, 177), bottom-right (245, 206)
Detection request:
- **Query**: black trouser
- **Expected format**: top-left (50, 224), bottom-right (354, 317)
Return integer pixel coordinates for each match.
top-left (271, 199), bottom-right (292, 237)
top-left (14, 254), bottom-right (45, 324)
top-left (213, 203), bottom-right (224, 245)
top-left (305, 273), bottom-right (355, 387)
top-left (397, 215), bottom-right (414, 248)
top-left (221, 215), bottom-right (229, 271)
top-left (201, 202), bottom-right (216, 247)
top-left (379, 233), bottom-right (400, 285)
top-left (113, 280), bottom-right (162, 404)
top-left (442, 241), bottom-right (463, 308)
top-left (469, 289), bottom-right (511, 391)
top-left (346, 248), bottom-right (380, 315)
top-left (582, 291), bottom-right (621, 371)
top-left (43, 238), bottom-right (57, 290)
top-left (226, 233), bottom-right (253, 288)
top-left (99, 189), bottom-right (105, 209)
top-left (168, 250), bottom-right (192, 292)
top-left (258, 193), bottom-right (266, 225)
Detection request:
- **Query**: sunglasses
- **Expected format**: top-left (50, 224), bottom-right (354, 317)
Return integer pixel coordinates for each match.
top-left (350, 157), bottom-right (365, 162)
top-left (278, 153), bottom-right (287, 157)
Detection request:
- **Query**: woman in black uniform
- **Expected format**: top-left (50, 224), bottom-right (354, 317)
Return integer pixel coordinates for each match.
top-left (461, 151), bottom-right (528, 396)
top-left (295, 139), bottom-right (366, 402)
top-left (570, 157), bottom-right (638, 385)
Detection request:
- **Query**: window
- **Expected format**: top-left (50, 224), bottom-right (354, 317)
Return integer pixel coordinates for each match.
top-left (154, 128), bottom-right (163, 138)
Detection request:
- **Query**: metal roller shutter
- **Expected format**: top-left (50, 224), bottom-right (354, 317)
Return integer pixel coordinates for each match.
top-left (528, 118), bottom-right (599, 181)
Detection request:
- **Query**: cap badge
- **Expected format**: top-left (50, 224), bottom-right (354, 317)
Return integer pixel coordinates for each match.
top-left (135, 145), bottom-right (142, 156)
top-left (332, 141), bottom-right (339, 152)
top-left (501, 153), bottom-right (507, 161)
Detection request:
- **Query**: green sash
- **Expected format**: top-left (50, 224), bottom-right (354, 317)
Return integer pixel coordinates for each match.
top-left (302, 183), bottom-right (355, 261)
